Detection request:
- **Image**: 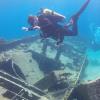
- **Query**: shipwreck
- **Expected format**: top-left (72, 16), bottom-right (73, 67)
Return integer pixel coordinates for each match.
top-left (0, 35), bottom-right (88, 100)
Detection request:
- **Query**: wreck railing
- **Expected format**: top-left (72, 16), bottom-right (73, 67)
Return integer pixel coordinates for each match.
top-left (64, 54), bottom-right (87, 100)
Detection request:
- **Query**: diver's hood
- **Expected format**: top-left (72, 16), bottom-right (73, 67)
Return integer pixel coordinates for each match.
top-left (28, 16), bottom-right (39, 26)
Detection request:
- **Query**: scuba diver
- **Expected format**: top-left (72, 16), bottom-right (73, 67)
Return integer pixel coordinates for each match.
top-left (22, 0), bottom-right (90, 45)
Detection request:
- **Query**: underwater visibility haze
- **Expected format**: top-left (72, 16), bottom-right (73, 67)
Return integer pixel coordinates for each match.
top-left (0, 0), bottom-right (100, 100)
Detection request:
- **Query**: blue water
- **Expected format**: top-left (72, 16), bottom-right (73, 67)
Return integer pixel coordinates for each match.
top-left (84, 49), bottom-right (100, 81)
top-left (0, 0), bottom-right (100, 41)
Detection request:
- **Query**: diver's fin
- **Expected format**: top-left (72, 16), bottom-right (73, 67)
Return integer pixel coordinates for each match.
top-left (69, 0), bottom-right (90, 25)
top-left (75, 0), bottom-right (90, 17)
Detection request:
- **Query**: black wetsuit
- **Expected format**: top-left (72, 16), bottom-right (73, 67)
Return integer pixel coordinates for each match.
top-left (38, 0), bottom-right (90, 44)
top-left (38, 14), bottom-right (64, 39)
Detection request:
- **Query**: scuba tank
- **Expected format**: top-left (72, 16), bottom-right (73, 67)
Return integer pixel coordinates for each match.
top-left (42, 9), bottom-right (66, 18)
top-left (40, 8), bottom-right (66, 23)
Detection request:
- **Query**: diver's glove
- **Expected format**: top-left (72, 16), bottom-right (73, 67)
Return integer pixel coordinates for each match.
top-left (22, 27), bottom-right (29, 31)
top-left (22, 26), bottom-right (40, 31)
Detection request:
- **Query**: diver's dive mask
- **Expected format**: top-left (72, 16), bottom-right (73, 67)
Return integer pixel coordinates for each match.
top-left (28, 15), bottom-right (39, 26)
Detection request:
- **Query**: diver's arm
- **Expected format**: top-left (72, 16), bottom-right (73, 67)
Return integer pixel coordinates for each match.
top-left (33, 26), bottom-right (40, 29)
top-left (22, 27), bottom-right (32, 31)
top-left (22, 26), bottom-right (40, 31)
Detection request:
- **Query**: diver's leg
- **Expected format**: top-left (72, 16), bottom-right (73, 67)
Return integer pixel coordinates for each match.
top-left (56, 33), bottom-right (64, 45)
top-left (40, 32), bottom-right (51, 39)
top-left (71, 19), bottom-right (78, 35)
top-left (40, 32), bottom-right (49, 42)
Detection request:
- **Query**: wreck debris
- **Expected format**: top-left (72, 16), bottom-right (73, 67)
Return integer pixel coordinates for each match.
top-left (70, 78), bottom-right (100, 100)
top-left (0, 71), bottom-right (48, 100)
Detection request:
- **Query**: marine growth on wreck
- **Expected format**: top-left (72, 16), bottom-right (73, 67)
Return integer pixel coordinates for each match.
top-left (0, 0), bottom-right (100, 100)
